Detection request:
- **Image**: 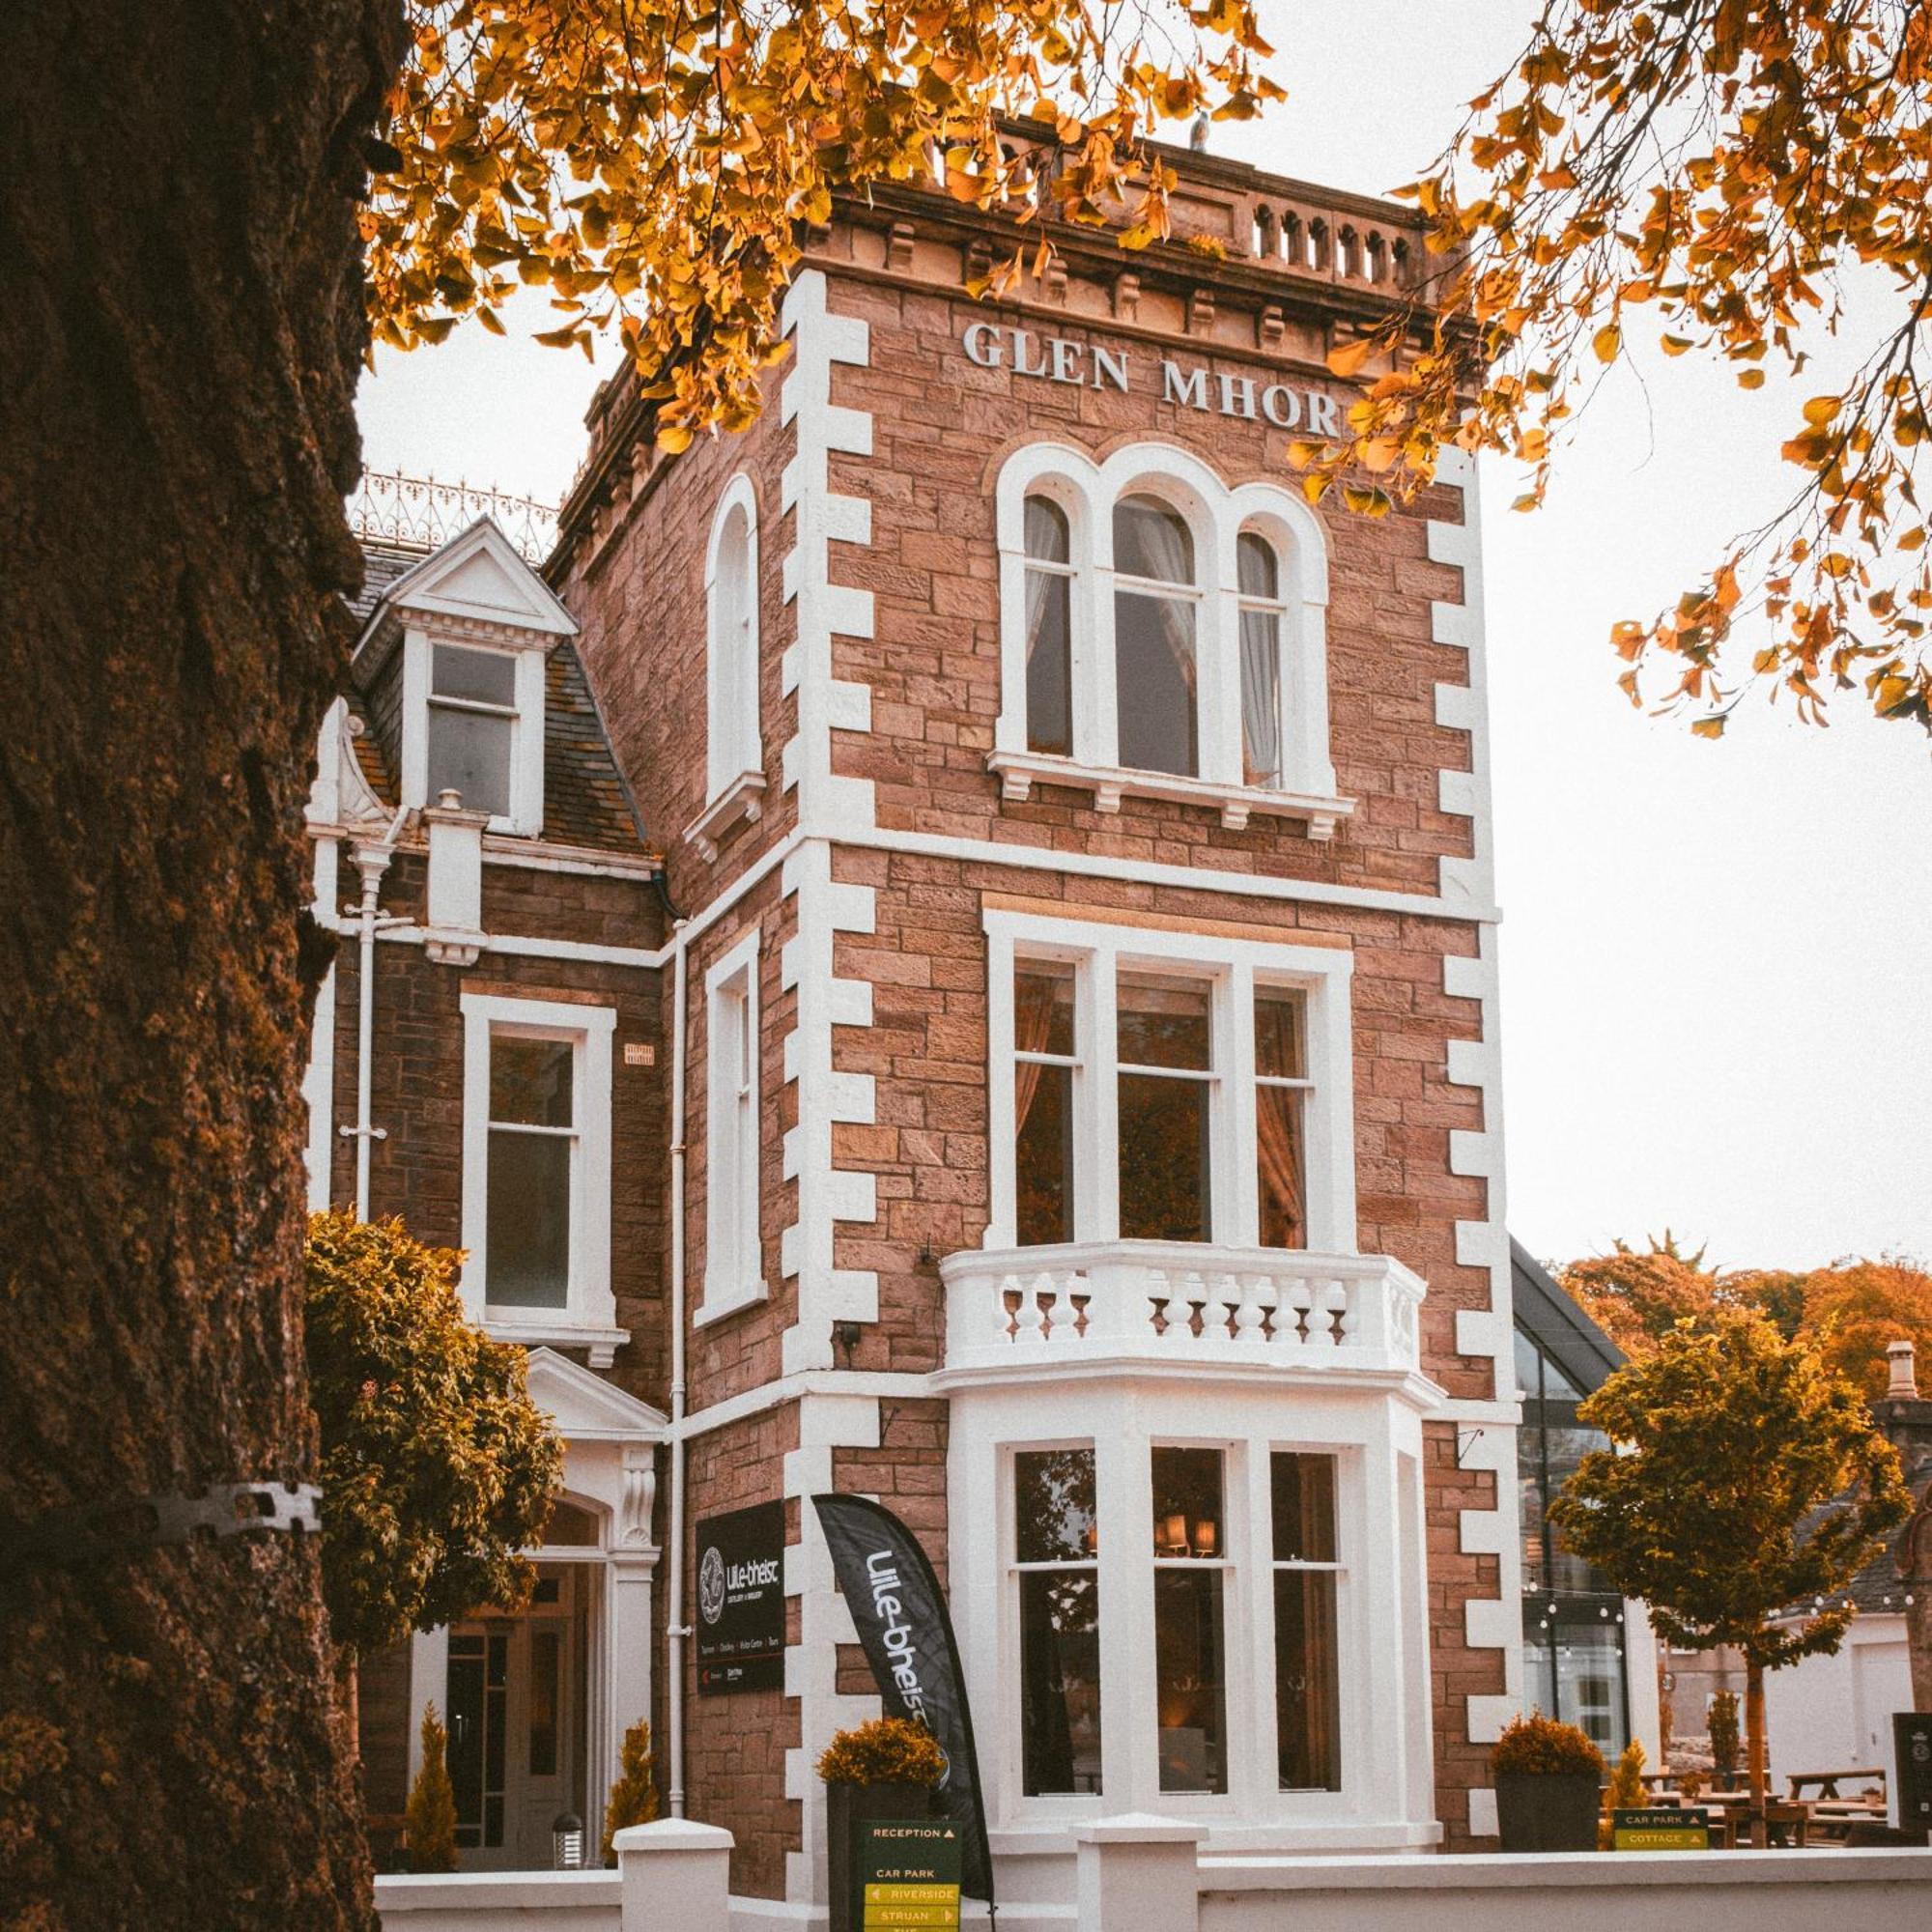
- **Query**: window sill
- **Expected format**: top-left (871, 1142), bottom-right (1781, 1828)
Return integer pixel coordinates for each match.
top-left (985, 750), bottom-right (1352, 838)
top-left (482, 1312), bottom-right (630, 1370)
top-left (683, 769), bottom-right (766, 862)
top-left (694, 1280), bottom-right (769, 1329)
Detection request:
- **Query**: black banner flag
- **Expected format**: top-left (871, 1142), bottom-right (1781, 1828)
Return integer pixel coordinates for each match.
top-left (811, 1492), bottom-right (995, 1907)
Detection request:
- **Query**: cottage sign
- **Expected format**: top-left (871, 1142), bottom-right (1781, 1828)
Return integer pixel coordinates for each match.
top-left (960, 322), bottom-right (1344, 436)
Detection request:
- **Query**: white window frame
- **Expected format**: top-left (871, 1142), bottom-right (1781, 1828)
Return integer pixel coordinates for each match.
top-left (458, 991), bottom-right (622, 1362)
top-left (704, 473), bottom-right (762, 804)
top-left (401, 627), bottom-right (548, 836)
top-left (982, 1413), bottom-right (1391, 1833)
top-left (697, 926), bottom-right (766, 1325)
top-left (984, 906), bottom-right (1356, 1254)
top-left (990, 441), bottom-right (1346, 836)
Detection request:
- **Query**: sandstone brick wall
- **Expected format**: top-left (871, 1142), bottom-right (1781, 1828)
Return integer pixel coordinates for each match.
top-left (1423, 1417), bottom-right (1506, 1846)
top-left (324, 886), bottom-right (670, 1407)
top-left (682, 1403), bottom-right (803, 1898)
top-left (561, 375), bottom-right (801, 917)
top-left (817, 264), bottom-right (1475, 902)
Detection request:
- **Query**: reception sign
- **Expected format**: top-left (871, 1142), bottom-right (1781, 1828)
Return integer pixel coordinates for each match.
top-left (859, 1820), bottom-right (960, 1930)
top-left (1612, 1806), bottom-right (1710, 1850)
top-left (696, 1501), bottom-right (784, 1693)
top-left (813, 1493), bottom-right (995, 1906)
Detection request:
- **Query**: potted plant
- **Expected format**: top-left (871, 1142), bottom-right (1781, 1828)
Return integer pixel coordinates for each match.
top-left (1492, 1712), bottom-right (1606, 1852)
top-left (817, 1717), bottom-right (946, 1932)
top-left (1708, 1689), bottom-right (1741, 1792)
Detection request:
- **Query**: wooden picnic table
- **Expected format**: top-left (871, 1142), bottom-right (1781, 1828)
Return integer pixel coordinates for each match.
top-left (1787, 1768), bottom-right (1885, 1802)
top-left (1662, 1790), bottom-right (1811, 1846)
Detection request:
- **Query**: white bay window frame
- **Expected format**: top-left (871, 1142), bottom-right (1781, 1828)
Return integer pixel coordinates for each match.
top-left (959, 1386), bottom-right (1435, 1844)
top-left (984, 907), bottom-right (1356, 1254)
top-left (458, 991), bottom-right (623, 1364)
top-left (991, 441), bottom-right (1347, 836)
top-left (697, 926), bottom-right (766, 1324)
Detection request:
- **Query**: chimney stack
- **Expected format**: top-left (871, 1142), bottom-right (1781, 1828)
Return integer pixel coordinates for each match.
top-left (1886, 1339), bottom-right (1918, 1400)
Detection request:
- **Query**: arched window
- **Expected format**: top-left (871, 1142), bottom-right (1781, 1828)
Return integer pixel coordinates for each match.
top-left (993, 443), bottom-right (1341, 836)
top-left (705, 478), bottom-right (760, 801)
top-left (1023, 495), bottom-right (1073, 756)
top-left (1112, 494), bottom-right (1198, 777)
top-left (1236, 529), bottom-right (1287, 788)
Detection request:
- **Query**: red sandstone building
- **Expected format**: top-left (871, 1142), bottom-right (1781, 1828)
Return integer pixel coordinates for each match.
top-left (309, 140), bottom-right (1541, 1913)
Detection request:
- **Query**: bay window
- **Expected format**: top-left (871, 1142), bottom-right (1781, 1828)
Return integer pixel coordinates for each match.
top-left (1152, 1447), bottom-right (1229, 1793)
top-left (1013, 960), bottom-right (1078, 1246)
top-left (990, 906), bottom-right (1353, 1255)
top-left (980, 1423), bottom-right (1417, 1833)
top-left (991, 442), bottom-right (1345, 836)
top-left (1271, 1452), bottom-right (1342, 1790)
top-left (1255, 987), bottom-right (1309, 1249)
top-left (1013, 1447), bottom-right (1103, 1796)
top-left (1117, 973), bottom-right (1214, 1243)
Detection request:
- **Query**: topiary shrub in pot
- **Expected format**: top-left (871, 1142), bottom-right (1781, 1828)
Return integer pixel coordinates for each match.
top-left (1492, 1712), bottom-right (1607, 1853)
top-left (818, 1717), bottom-right (946, 1932)
top-left (1708, 1689), bottom-right (1742, 1791)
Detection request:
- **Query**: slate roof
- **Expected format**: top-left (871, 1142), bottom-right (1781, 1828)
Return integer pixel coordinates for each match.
top-left (347, 542), bottom-right (420, 626)
top-left (542, 642), bottom-right (650, 855)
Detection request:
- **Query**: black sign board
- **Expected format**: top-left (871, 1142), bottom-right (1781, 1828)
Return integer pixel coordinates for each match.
top-left (858, 1819), bottom-right (959, 1931)
top-left (1895, 1712), bottom-right (1932, 1832)
top-left (696, 1500), bottom-right (785, 1694)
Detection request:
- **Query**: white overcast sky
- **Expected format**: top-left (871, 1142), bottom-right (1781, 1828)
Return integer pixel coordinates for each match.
top-left (355, 2), bottom-right (1932, 1272)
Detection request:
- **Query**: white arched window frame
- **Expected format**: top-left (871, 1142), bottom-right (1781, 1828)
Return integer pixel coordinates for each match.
top-left (991, 442), bottom-right (1345, 837)
top-left (705, 474), bottom-right (761, 798)
top-left (689, 474), bottom-right (766, 861)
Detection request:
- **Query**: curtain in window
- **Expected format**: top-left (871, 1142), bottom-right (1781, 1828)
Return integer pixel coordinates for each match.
top-left (1012, 967), bottom-right (1057, 1131)
top-left (1256, 1087), bottom-right (1304, 1247)
top-left (1239, 605), bottom-right (1282, 786)
top-left (1023, 497), bottom-right (1065, 665)
top-left (1122, 502), bottom-right (1199, 695)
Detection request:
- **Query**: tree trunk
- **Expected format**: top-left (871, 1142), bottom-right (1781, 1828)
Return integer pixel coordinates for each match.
top-left (1745, 1656), bottom-right (1768, 1849)
top-left (0, 4), bottom-right (402, 1926)
top-left (1902, 1488), bottom-right (1932, 1712)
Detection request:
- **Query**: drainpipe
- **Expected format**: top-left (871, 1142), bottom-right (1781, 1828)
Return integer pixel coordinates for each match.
top-left (666, 918), bottom-right (693, 1815)
top-left (342, 810), bottom-right (407, 1218)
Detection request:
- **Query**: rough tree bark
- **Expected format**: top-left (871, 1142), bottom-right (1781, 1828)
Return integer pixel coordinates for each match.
top-left (0, 4), bottom-right (402, 1926)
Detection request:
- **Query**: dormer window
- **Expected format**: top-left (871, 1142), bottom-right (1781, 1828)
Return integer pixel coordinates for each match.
top-left (428, 642), bottom-right (519, 819)
top-left (352, 517), bottom-right (578, 841)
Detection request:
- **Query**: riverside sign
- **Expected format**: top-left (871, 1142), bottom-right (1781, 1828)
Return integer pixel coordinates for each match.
top-left (960, 321), bottom-right (1345, 435)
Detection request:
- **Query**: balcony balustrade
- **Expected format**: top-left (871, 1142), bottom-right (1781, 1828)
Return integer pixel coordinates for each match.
top-left (936, 1239), bottom-right (1427, 1384)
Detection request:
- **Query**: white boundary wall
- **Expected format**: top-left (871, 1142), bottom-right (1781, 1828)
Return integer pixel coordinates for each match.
top-left (1198, 1849), bottom-right (1932, 1932)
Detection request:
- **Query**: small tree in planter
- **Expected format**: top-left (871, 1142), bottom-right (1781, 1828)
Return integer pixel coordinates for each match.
top-left (1492, 1713), bottom-right (1606, 1852)
top-left (1708, 1688), bottom-right (1742, 1790)
top-left (405, 1705), bottom-right (459, 1874)
top-left (817, 1718), bottom-right (945, 1932)
top-left (601, 1718), bottom-right (661, 1864)
top-left (1599, 1739), bottom-right (1646, 1848)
